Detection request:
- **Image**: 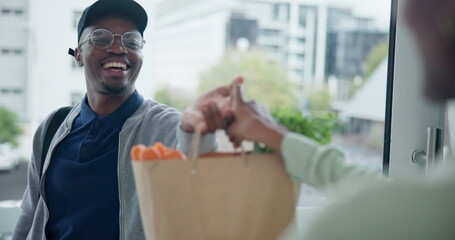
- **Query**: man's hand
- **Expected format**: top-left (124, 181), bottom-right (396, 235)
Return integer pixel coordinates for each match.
top-left (225, 83), bottom-right (287, 151)
top-left (180, 77), bottom-right (243, 134)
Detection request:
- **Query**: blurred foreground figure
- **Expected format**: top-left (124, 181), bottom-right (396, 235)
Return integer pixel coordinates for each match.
top-left (223, 0), bottom-right (455, 239)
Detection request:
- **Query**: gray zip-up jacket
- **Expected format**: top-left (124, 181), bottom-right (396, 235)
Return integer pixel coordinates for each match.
top-left (12, 99), bottom-right (217, 240)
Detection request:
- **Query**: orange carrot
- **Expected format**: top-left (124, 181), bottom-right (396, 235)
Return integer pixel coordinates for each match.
top-left (152, 142), bottom-right (166, 155)
top-left (141, 147), bottom-right (161, 160)
top-left (131, 144), bottom-right (146, 160)
top-left (131, 142), bottom-right (187, 161)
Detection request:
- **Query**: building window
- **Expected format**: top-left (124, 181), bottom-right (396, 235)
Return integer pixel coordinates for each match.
top-left (14, 9), bottom-right (24, 15)
top-left (299, 6), bottom-right (308, 27)
top-left (1, 8), bottom-right (24, 16)
top-left (0, 88), bottom-right (23, 94)
top-left (294, 69), bottom-right (304, 76)
top-left (263, 45), bottom-right (280, 53)
top-left (73, 11), bottom-right (83, 29)
top-left (260, 29), bottom-right (280, 37)
top-left (272, 4), bottom-right (280, 20)
top-left (285, 4), bottom-right (290, 22)
top-left (1, 8), bottom-right (12, 15)
top-left (1, 48), bottom-right (24, 55)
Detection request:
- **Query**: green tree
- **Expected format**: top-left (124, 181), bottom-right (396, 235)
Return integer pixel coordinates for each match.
top-left (306, 86), bottom-right (332, 113)
top-left (198, 50), bottom-right (298, 111)
top-left (364, 40), bottom-right (389, 79)
top-left (154, 85), bottom-right (195, 111)
top-left (0, 106), bottom-right (22, 146)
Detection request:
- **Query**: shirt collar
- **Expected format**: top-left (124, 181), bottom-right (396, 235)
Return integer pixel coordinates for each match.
top-left (80, 90), bottom-right (144, 129)
top-left (80, 97), bottom-right (97, 126)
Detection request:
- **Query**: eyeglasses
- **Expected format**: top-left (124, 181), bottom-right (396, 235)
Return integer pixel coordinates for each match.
top-left (79, 29), bottom-right (145, 51)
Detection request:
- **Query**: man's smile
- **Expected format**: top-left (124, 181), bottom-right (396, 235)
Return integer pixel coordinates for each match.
top-left (102, 62), bottom-right (128, 71)
top-left (100, 58), bottom-right (131, 76)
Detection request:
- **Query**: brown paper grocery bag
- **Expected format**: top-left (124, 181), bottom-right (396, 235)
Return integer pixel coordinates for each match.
top-left (132, 152), bottom-right (298, 240)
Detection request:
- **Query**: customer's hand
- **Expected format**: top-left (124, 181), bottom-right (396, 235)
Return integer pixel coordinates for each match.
top-left (225, 83), bottom-right (287, 151)
top-left (180, 77), bottom-right (243, 134)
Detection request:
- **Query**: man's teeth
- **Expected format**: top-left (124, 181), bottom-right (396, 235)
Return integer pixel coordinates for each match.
top-left (103, 62), bottom-right (127, 70)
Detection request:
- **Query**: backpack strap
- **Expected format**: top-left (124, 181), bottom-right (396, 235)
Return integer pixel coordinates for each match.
top-left (40, 106), bottom-right (72, 177)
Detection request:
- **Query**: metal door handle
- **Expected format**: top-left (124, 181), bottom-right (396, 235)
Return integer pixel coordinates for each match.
top-left (425, 127), bottom-right (443, 175)
top-left (411, 127), bottom-right (443, 176)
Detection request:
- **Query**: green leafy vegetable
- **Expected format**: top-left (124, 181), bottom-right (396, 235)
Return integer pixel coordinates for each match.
top-left (253, 109), bottom-right (338, 153)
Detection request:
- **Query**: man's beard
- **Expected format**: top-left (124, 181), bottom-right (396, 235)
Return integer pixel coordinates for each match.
top-left (101, 82), bottom-right (132, 96)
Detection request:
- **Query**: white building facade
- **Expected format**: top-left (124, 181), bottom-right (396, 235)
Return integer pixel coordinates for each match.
top-left (149, 0), bottom-right (380, 93)
top-left (0, 0), bottom-right (28, 121)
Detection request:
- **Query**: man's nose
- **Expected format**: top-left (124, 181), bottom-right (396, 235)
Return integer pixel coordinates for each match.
top-left (107, 35), bottom-right (127, 54)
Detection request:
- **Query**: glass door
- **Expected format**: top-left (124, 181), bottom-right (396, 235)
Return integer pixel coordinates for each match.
top-left (386, 0), bottom-right (446, 180)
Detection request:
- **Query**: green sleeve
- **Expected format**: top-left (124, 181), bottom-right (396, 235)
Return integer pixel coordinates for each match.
top-left (281, 134), bottom-right (455, 240)
top-left (301, 181), bottom-right (455, 240)
top-left (281, 132), bottom-right (385, 190)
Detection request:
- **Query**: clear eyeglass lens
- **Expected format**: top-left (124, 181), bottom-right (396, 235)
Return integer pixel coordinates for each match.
top-left (122, 33), bottom-right (143, 50)
top-left (90, 29), bottom-right (143, 50)
top-left (90, 29), bottom-right (114, 48)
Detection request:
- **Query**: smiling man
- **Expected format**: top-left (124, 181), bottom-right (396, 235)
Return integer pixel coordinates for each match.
top-left (12, 0), bottom-right (233, 239)
top-left (76, 15), bottom-right (145, 115)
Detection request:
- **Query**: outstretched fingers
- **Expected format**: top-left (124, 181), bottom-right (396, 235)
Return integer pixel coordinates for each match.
top-left (200, 102), bottom-right (228, 133)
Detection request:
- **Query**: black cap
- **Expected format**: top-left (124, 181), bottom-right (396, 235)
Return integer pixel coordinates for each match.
top-left (68, 0), bottom-right (148, 56)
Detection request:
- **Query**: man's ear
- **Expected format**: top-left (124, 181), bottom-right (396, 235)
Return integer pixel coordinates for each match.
top-left (75, 48), bottom-right (83, 67)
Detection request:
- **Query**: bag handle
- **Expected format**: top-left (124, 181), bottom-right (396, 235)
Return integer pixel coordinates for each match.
top-left (188, 125), bottom-right (248, 174)
top-left (41, 106), bottom-right (72, 177)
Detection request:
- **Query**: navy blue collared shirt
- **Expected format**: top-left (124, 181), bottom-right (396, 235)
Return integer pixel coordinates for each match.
top-left (45, 91), bottom-right (143, 240)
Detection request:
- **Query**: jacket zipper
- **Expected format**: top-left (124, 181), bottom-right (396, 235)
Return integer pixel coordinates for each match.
top-left (40, 126), bottom-right (71, 240)
top-left (118, 131), bottom-right (124, 240)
